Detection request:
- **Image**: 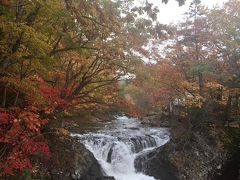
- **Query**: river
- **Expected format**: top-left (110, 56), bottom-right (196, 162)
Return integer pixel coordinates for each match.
top-left (71, 115), bottom-right (169, 180)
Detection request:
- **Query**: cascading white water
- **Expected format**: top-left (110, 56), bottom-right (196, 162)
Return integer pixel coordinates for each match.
top-left (72, 116), bottom-right (169, 180)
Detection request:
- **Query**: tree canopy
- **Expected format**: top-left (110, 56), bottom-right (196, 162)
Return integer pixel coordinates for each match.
top-left (0, 0), bottom-right (239, 177)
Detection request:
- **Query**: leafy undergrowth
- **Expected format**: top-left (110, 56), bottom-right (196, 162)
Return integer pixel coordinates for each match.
top-left (0, 107), bottom-right (50, 176)
top-left (0, 82), bottom-right (71, 177)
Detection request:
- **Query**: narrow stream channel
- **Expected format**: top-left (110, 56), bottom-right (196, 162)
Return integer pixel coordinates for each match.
top-left (72, 116), bottom-right (170, 180)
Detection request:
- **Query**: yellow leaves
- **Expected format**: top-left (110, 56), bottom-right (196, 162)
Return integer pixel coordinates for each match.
top-left (0, 19), bottom-right (50, 55)
top-left (54, 128), bottom-right (69, 137)
top-left (184, 95), bottom-right (204, 108)
top-left (205, 82), bottom-right (223, 90)
top-left (179, 111), bottom-right (188, 118)
top-left (104, 95), bottom-right (113, 100)
top-left (180, 81), bottom-right (204, 108)
top-left (63, 110), bottom-right (71, 117)
top-left (61, 50), bottom-right (81, 59)
top-left (124, 94), bottom-right (135, 105)
top-left (181, 81), bottom-right (199, 92)
top-left (125, 84), bottom-right (139, 94)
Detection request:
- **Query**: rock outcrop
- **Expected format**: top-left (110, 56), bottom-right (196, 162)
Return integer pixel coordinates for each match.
top-left (135, 145), bottom-right (178, 180)
top-left (35, 130), bottom-right (115, 180)
top-left (135, 131), bottom-right (229, 180)
top-left (137, 110), bottom-right (240, 180)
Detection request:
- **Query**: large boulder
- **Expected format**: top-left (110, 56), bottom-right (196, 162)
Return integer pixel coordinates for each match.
top-left (35, 129), bottom-right (115, 180)
top-left (135, 131), bottom-right (229, 180)
top-left (134, 145), bottom-right (178, 180)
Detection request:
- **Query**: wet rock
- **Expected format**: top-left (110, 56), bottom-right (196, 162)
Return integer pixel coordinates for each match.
top-left (135, 131), bottom-right (230, 180)
top-left (126, 127), bottom-right (140, 130)
top-left (213, 145), bottom-right (240, 180)
top-left (107, 144), bottom-right (115, 163)
top-left (96, 177), bottom-right (115, 180)
top-left (134, 145), bottom-right (178, 180)
top-left (34, 130), bottom-right (109, 180)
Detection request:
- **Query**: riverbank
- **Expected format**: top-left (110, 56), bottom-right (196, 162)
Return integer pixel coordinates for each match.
top-left (139, 113), bottom-right (240, 180)
top-left (34, 115), bottom-right (171, 180)
top-left (14, 112), bottom-right (238, 180)
top-left (33, 128), bottom-right (115, 180)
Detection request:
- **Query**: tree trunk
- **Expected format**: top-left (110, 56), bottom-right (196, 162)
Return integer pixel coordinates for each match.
top-left (16, 0), bottom-right (25, 22)
top-left (233, 94), bottom-right (239, 110)
top-left (198, 72), bottom-right (204, 97)
top-left (13, 91), bottom-right (19, 107)
top-left (2, 86), bottom-right (7, 107)
top-left (226, 95), bottom-right (232, 120)
top-left (227, 95), bottom-right (232, 109)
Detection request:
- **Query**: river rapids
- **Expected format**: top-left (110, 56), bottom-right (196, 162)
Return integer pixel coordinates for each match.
top-left (72, 115), bottom-right (169, 180)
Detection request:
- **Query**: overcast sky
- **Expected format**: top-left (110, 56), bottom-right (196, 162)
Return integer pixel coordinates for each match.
top-left (147, 0), bottom-right (229, 24)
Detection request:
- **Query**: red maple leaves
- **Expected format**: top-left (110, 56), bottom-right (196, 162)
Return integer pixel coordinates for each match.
top-left (39, 84), bottom-right (69, 109)
top-left (1, 140), bottom-right (50, 175)
top-left (0, 107), bottom-right (50, 176)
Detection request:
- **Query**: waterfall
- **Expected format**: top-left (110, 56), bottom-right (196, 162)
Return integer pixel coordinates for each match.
top-left (72, 116), bottom-right (169, 180)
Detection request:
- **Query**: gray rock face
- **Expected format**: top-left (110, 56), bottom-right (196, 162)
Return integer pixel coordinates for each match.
top-left (134, 132), bottom-right (229, 180)
top-left (35, 132), bottom-right (115, 180)
top-left (134, 145), bottom-right (178, 180)
top-left (95, 177), bottom-right (115, 180)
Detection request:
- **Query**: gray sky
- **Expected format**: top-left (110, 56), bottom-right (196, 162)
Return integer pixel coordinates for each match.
top-left (148, 0), bottom-right (229, 24)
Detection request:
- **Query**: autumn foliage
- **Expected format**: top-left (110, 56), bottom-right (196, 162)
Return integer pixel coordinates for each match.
top-left (39, 84), bottom-right (69, 110)
top-left (0, 0), bottom-right (162, 176)
top-left (0, 106), bottom-right (50, 175)
top-left (1, 0), bottom-right (240, 177)
top-left (125, 0), bottom-right (240, 120)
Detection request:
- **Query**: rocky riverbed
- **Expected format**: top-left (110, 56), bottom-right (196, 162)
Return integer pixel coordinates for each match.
top-left (34, 129), bottom-right (114, 180)
top-left (139, 113), bottom-right (240, 180)
top-left (34, 114), bottom-right (239, 180)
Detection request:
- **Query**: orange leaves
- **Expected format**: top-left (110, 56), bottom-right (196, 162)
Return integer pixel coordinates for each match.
top-left (43, 107), bottom-right (54, 115)
top-left (181, 81), bottom-right (199, 92)
top-left (183, 95), bottom-right (204, 108)
top-left (205, 82), bottom-right (224, 90)
top-left (133, 62), bottom-right (186, 110)
top-left (18, 111), bottom-right (41, 132)
top-left (159, 64), bottom-right (184, 87)
top-left (117, 98), bottom-right (144, 118)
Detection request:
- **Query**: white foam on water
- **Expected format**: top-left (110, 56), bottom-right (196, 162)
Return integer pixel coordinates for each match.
top-left (72, 116), bottom-right (169, 180)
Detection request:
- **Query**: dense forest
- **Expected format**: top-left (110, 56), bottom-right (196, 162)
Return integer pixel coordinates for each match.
top-left (0, 0), bottom-right (239, 178)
